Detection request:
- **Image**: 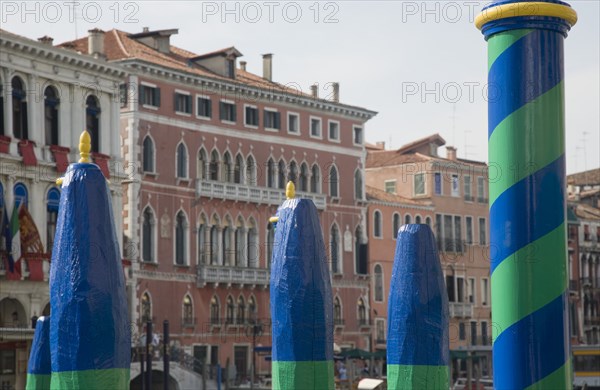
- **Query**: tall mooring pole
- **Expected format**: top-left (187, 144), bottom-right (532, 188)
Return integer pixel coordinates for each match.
top-left (475, 2), bottom-right (577, 388)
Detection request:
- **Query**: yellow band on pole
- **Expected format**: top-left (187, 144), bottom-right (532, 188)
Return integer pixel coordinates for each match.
top-left (475, 2), bottom-right (578, 30)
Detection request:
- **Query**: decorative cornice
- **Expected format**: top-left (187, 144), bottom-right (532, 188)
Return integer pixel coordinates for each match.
top-left (117, 59), bottom-right (377, 120)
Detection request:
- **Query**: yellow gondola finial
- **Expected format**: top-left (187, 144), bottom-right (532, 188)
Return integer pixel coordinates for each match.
top-left (286, 181), bottom-right (295, 200)
top-left (79, 130), bottom-right (92, 163)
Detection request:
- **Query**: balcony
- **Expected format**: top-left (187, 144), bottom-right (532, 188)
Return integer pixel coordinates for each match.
top-left (197, 263), bottom-right (270, 288)
top-left (449, 302), bottom-right (474, 318)
top-left (464, 194), bottom-right (474, 202)
top-left (182, 317), bottom-right (197, 328)
top-left (477, 197), bottom-right (488, 204)
top-left (375, 338), bottom-right (386, 346)
top-left (358, 318), bottom-right (373, 328)
top-left (196, 179), bottom-right (327, 210)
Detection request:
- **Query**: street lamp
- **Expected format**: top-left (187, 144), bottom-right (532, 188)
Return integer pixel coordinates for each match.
top-left (245, 318), bottom-right (263, 390)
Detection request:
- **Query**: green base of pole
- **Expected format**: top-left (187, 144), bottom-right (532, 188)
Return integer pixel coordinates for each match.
top-left (272, 361), bottom-right (334, 390)
top-left (50, 368), bottom-right (130, 390)
top-left (386, 364), bottom-right (449, 390)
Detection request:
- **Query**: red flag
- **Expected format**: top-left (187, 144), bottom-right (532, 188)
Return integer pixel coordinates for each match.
top-left (19, 207), bottom-right (45, 255)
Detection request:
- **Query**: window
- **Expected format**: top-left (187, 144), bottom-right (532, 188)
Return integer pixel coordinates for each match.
top-left (183, 295), bottom-right (193, 325)
top-left (310, 117), bottom-right (322, 138)
top-left (140, 84), bottom-right (160, 107)
top-left (459, 322), bottom-right (466, 340)
top-left (222, 226), bottom-right (231, 266)
top-left (299, 163), bottom-right (309, 192)
top-left (374, 264), bottom-right (383, 302)
top-left (446, 275), bottom-right (455, 302)
top-left (247, 296), bottom-right (257, 322)
top-left (247, 227), bottom-right (258, 268)
top-left (197, 96), bottom-right (212, 118)
top-left (143, 136), bottom-right (155, 173)
top-left (311, 164), bottom-right (320, 193)
top-left (222, 152), bottom-right (233, 183)
top-left (468, 277), bottom-right (476, 304)
top-left (373, 211), bottom-right (382, 238)
top-left (415, 215), bottom-right (422, 224)
top-left (278, 160), bottom-right (286, 189)
top-left (436, 214), bottom-right (463, 252)
top-left (197, 222), bottom-right (206, 264)
top-left (331, 225), bottom-right (340, 274)
top-left (267, 222), bottom-right (275, 266)
top-left (414, 173), bottom-right (425, 195)
top-left (329, 166), bottom-right (339, 197)
top-left (471, 321), bottom-right (477, 345)
top-left (434, 172), bottom-right (442, 195)
top-left (226, 296), bottom-right (234, 324)
top-left (405, 214), bottom-right (412, 225)
top-left (288, 161), bottom-right (298, 184)
top-left (13, 183), bottom-right (28, 209)
top-left (357, 298), bottom-right (367, 325)
top-left (334, 297), bottom-right (342, 325)
top-left (234, 154), bottom-right (244, 184)
top-left (46, 188), bottom-right (60, 252)
top-left (237, 296), bottom-right (246, 324)
top-left (267, 158), bottom-right (275, 188)
top-left (354, 170), bottom-right (363, 200)
top-left (176, 143), bottom-right (188, 178)
top-left (264, 109), bottom-right (281, 130)
top-left (353, 126), bottom-right (363, 145)
top-left (479, 218), bottom-right (487, 245)
top-left (393, 213), bottom-right (401, 239)
top-left (246, 156), bottom-right (257, 185)
top-left (210, 225), bottom-right (219, 264)
top-left (451, 174), bottom-right (460, 197)
top-left (376, 319), bottom-right (385, 343)
top-left (44, 86), bottom-right (59, 146)
top-left (385, 180), bottom-right (396, 194)
top-left (328, 120), bottom-right (340, 141)
top-left (0, 82), bottom-right (4, 136)
top-left (85, 95), bottom-right (100, 153)
top-left (457, 277), bottom-right (465, 302)
top-left (481, 321), bottom-right (489, 345)
top-left (175, 211), bottom-right (187, 265)
top-left (464, 175), bottom-right (472, 200)
top-left (477, 176), bottom-right (486, 202)
top-left (142, 208), bottom-right (155, 262)
top-left (141, 292), bottom-right (152, 323)
top-left (12, 77), bottom-right (28, 140)
top-left (174, 92), bottom-right (192, 114)
top-left (220, 100), bottom-right (236, 122)
top-left (288, 113), bottom-right (299, 134)
top-left (245, 105), bottom-right (258, 127)
top-left (119, 83), bottom-right (128, 107)
top-left (198, 149), bottom-right (208, 180)
top-left (425, 217), bottom-right (432, 227)
top-left (481, 278), bottom-right (489, 306)
top-left (210, 296), bottom-right (220, 325)
top-left (209, 151), bottom-right (220, 180)
top-left (355, 226), bottom-right (367, 274)
top-left (466, 216), bottom-right (473, 245)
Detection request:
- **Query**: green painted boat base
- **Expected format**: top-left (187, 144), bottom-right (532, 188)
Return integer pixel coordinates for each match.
top-left (272, 360), bottom-right (334, 390)
top-left (26, 374), bottom-right (51, 390)
top-left (50, 368), bottom-right (130, 390)
top-left (387, 364), bottom-right (449, 390)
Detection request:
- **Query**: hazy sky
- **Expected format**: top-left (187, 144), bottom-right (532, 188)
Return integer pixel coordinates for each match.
top-left (3, 0), bottom-right (598, 174)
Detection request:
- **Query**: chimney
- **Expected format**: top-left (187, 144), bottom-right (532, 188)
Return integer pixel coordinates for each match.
top-left (376, 141), bottom-right (385, 150)
top-left (37, 36), bottom-right (54, 45)
top-left (446, 146), bottom-right (457, 161)
top-left (262, 53), bottom-right (273, 81)
top-left (143, 27), bottom-right (149, 32)
top-left (240, 61), bottom-right (247, 71)
top-left (310, 84), bottom-right (318, 99)
top-left (87, 28), bottom-right (105, 59)
top-left (332, 82), bottom-right (339, 102)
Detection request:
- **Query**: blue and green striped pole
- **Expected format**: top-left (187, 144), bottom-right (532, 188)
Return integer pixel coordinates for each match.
top-left (476, 2), bottom-right (577, 388)
top-left (387, 224), bottom-right (449, 389)
top-left (26, 316), bottom-right (51, 389)
top-left (49, 131), bottom-right (130, 388)
top-left (270, 182), bottom-right (334, 390)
